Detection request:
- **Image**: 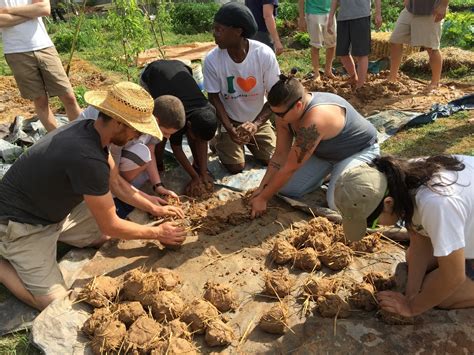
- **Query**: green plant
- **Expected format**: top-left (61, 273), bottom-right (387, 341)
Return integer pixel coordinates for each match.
top-left (106, 0), bottom-right (151, 79)
top-left (278, 0), bottom-right (298, 22)
top-left (171, 2), bottom-right (220, 35)
top-left (292, 31), bottom-right (310, 48)
top-left (74, 86), bottom-right (88, 108)
top-left (441, 12), bottom-right (474, 50)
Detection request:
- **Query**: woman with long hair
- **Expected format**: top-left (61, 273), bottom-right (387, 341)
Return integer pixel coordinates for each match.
top-left (249, 73), bottom-right (379, 217)
top-left (334, 154), bottom-right (474, 316)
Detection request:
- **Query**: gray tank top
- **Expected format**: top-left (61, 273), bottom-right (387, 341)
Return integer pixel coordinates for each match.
top-left (289, 92), bottom-right (377, 161)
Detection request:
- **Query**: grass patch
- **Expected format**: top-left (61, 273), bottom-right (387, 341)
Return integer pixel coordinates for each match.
top-left (0, 331), bottom-right (40, 355)
top-left (381, 111), bottom-right (474, 157)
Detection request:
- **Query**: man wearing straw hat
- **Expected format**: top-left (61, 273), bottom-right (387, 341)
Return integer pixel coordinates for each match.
top-left (0, 82), bottom-right (187, 311)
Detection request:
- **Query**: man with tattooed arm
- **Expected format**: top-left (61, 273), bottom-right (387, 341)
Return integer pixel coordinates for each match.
top-left (250, 74), bottom-right (379, 217)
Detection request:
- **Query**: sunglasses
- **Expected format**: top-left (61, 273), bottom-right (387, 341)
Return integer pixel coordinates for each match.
top-left (271, 96), bottom-right (302, 118)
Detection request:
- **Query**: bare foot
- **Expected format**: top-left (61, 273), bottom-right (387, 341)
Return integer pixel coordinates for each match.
top-left (424, 82), bottom-right (440, 94)
top-left (313, 74), bottom-right (322, 82)
top-left (324, 70), bottom-right (336, 79)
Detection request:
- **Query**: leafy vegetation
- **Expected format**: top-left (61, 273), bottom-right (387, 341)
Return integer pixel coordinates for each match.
top-left (171, 2), bottom-right (220, 34)
top-left (441, 12), bottom-right (474, 50)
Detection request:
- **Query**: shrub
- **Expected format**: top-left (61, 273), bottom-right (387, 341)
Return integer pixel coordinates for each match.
top-left (292, 31), bottom-right (310, 48)
top-left (171, 2), bottom-right (220, 34)
top-left (441, 12), bottom-right (474, 50)
top-left (52, 26), bottom-right (88, 52)
top-left (277, 1), bottom-right (298, 22)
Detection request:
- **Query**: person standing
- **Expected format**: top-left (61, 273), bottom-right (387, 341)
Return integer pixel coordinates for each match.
top-left (245, 0), bottom-right (284, 54)
top-left (0, 0), bottom-right (81, 131)
top-left (388, 0), bottom-right (449, 92)
top-left (298, 0), bottom-right (336, 80)
top-left (204, 2), bottom-right (280, 174)
top-left (327, 0), bottom-right (382, 89)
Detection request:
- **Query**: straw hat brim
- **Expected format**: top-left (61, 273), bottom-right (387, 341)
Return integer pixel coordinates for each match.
top-left (84, 90), bottom-right (163, 140)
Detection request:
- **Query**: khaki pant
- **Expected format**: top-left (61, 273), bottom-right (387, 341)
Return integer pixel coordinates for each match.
top-left (215, 119), bottom-right (276, 165)
top-left (5, 46), bottom-right (73, 100)
top-left (0, 202), bottom-right (101, 296)
top-left (390, 8), bottom-right (442, 49)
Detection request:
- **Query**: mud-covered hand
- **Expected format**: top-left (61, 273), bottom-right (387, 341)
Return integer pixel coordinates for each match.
top-left (184, 177), bottom-right (204, 197)
top-left (200, 172), bottom-right (214, 191)
top-left (377, 291), bottom-right (414, 317)
top-left (154, 205), bottom-right (185, 219)
top-left (250, 195), bottom-right (268, 219)
top-left (228, 126), bottom-right (248, 145)
top-left (155, 185), bottom-right (179, 199)
top-left (148, 194), bottom-right (169, 206)
top-left (154, 222), bottom-right (186, 246)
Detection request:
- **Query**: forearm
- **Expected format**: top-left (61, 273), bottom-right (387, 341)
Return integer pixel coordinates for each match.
top-left (298, 0), bottom-right (305, 19)
top-left (3, 1), bottom-right (50, 18)
top-left (263, 15), bottom-right (282, 46)
top-left (194, 140), bottom-right (209, 177)
top-left (375, 0), bottom-right (381, 15)
top-left (110, 174), bottom-right (157, 214)
top-left (145, 145), bottom-right (161, 185)
top-left (0, 13), bottom-right (29, 27)
top-left (260, 165), bottom-right (296, 200)
top-left (209, 94), bottom-right (234, 132)
top-left (409, 267), bottom-right (464, 316)
top-left (329, 0), bottom-right (338, 17)
top-left (172, 144), bottom-right (199, 179)
top-left (405, 231), bottom-right (434, 298)
top-left (253, 102), bottom-right (272, 128)
top-left (106, 216), bottom-right (157, 240)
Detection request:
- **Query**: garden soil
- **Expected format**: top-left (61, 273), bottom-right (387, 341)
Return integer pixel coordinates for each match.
top-left (31, 189), bottom-right (474, 354)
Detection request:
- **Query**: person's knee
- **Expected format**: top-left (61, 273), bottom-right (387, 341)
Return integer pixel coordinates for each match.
top-left (224, 163), bottom-right (244, 174)
top-left (33, 96), bottom-right (49, 110)
top-left (34, 287), bottom-right (68, 310)
top-left (60, 91), bottom-right (78, 106)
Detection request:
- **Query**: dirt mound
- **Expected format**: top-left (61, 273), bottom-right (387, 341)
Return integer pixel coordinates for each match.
top-left (203, 281), bottom-right (238, 312)
top-left (363, 271), bottom-right (396, 291)
top-left (180, 299), bottom-right (219, 334)
top-left (305, 232), bottom-right (333, 252)
top-left (203, 198), bottom-right (251, 235)
top-left (123, 316), bottom-right (162, 353)
top-left (82, 307), bottom-right (114, 337)
top-left (316, 293), bottom-right (351, 318)
top-left (148, 291), bottom-right (185, 322)
top-left (302, 277), bottom-right (338, 299)
top-left (259, 303), bottom-right (289, 335)
top-left (205, 319), bottom-right (235, 347)
top-left (90, 319), bottom-right (126, 355)
top-left (319, 243), bottom-right (353, 271)
top-left (270, 239), bottom-right (297, 264)
top-left (155, 268), bottom-right (181, 291)
top-left (82, 275), bottom-right (119, 307)
top-left (151, 338), bottom-right (198, 355)
top-left (121, 268), bottom-right (160, 303)
top-left (161, 319), bottom-right (192, 341)
top-left (294, 248), bottom-right (321, 272)
top-left (116, 301), bottom-right (146, 327)
top-left (402, 47), bottom-right (474, 74)
top-left (351, 233), bottom-right (383, 253)
top-left (263, 268), bottom-right (294, 298)
top-left (349, 283), bottom-right (377, 312)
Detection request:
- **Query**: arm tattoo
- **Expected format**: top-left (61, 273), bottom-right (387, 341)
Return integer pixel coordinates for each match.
top-left (295, 124), bottom-right (320, 163)
top-left (269, 161), bottom-right (281, 170)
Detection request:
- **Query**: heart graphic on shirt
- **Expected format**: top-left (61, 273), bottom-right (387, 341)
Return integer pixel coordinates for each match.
top-left (236, 76), bottom-right (257, 92)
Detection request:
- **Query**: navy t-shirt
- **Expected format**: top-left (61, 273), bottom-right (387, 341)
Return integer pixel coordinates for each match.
top-left (0, 120), bottom-right (110, 225)
top-left (245, 0), bottom-right (279, 33)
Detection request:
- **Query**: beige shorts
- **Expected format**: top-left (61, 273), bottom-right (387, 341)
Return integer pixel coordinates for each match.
top-left (0, 202), bottom-right (101, 296)
top-left (306, 13), bottom-right (336, 48)
top-left (390, 8), bottom-right (442, 49)
top-left (215, 119), bottom-right (276, 165)
top-left (4, 46), bottom-right (73, 100)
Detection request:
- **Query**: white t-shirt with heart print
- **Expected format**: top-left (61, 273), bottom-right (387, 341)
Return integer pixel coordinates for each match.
top-left (203, 39), bottom-right (280, 123)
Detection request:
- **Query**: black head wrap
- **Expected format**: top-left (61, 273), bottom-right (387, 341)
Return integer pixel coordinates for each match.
top-left (214, 2), bottom-right (258, 39)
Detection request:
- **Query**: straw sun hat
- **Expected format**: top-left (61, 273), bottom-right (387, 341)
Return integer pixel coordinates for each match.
top-left (84, 81), bottom-right (163, 140)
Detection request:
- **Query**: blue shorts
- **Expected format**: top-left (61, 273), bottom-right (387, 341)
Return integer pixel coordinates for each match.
top-left (466, 259), bottom-right (474, 280)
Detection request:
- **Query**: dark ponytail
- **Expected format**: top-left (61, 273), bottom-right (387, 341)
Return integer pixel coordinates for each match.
top-left (372, 155), bottom-right (465, 227)
top-left (268, 69), bottom-right (305, 107)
